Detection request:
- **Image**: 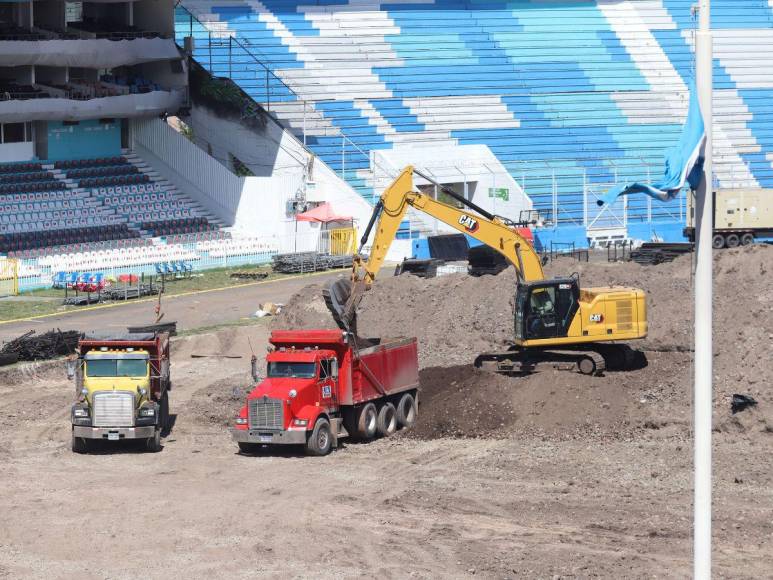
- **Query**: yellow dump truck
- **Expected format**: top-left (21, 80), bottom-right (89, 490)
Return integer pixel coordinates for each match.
top-left (69, 331), bottom-right (171, 453)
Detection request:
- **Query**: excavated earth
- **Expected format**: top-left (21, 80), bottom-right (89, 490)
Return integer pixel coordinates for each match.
top-left (0, 246), bottom-right (771, 578)
top-left (273, 244), bottom-right (773, 443)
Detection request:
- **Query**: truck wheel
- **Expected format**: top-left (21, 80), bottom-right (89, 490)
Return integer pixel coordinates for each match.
top-left (306, 418), bottom-right (332, 456)
top-left (712, 234), bottom-right (725, 249)
top-left (356, 403), bottom-right (378, 439)
top-left (725, 233), bottom-right (740, 248)
top-left (145, 429), bottom-right (162, 453)
top-left (741, 233), bottom-right (754, 246)
top-left (238, 442), bottom-right (260, 454)
top-left (396, 393), bottom-right (417, 429)
top-left (71, 434), bottom-right (88, 454)
top-left (376, 403), bottom-right (397, 437)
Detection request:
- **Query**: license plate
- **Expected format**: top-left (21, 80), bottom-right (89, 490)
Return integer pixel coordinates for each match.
top-left (259, 434), bottom-right (273, 443)
top-left (107, 432), bottom-right (119, 441)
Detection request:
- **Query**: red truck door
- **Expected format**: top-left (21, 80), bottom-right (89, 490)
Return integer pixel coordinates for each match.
top-left (319, 358), bottom-right (338, 412)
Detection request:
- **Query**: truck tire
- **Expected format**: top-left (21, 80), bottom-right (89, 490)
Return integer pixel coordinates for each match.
top-left (238, 442), bottom-right (260, 454)
top-left (306, 418), bottom-right (333, 456)
top-left (725, 233), bottom-right (740, 248)
top-left (712, 234), bottom-right (725, 249)
top-left (376, 403), bottom-right (397, 437)
top-left (396, 393), bottom-right (417, 429)
top-left (145, 429), bottom-right (162, 453)
top-left (71, 433), bottom-right (88, 454)
top-left (356, 403), bottom-right (378, 439)
top-left (741, 233), bottom-right (754, 246)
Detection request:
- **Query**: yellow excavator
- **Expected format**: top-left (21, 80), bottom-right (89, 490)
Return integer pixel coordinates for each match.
top-left (325, 166), bottom-right (647, 375)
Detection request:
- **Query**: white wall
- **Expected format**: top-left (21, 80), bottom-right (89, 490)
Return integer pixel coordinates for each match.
top-left (0, 141), bottom-right (34, 162)
top-left (187, 104), bottom-right (374, 235)
top-left (131, 112), bottom-right (376, 255)
top-left (372, 143), bottom-right (532, 226)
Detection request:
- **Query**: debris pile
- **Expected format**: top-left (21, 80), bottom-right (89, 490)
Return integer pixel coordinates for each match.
top-left (0, 329), bottom-right (80, 365)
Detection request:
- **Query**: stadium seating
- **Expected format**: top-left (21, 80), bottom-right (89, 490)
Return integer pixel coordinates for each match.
top-left (0, 153), bottom-right (218, 254)
top-left (177, 0), bottom-right (773, 223)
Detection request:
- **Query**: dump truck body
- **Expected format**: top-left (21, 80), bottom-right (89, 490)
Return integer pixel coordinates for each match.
top-left (70, 332), bottom-right (171, 452)
top-left (232, 329), bottom-right (419, 455)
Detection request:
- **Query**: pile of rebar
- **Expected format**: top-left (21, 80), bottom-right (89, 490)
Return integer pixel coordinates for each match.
top-left (0, 329), bottom-right (80, 364)
top-left (630, 243), bottom-right (693, 265)
top-left (272, 253), bottom-right (353, 274)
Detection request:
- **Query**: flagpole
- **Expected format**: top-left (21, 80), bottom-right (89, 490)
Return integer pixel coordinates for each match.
top-left (694, 0), bottom-right (713, 578)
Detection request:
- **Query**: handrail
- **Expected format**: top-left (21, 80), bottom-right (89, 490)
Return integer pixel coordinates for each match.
top-left (175, 3), bottom-right (378, 183)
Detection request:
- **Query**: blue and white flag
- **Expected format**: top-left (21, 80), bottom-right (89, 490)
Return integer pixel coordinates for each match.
top-left (597, 82), bottom-right (706, 207)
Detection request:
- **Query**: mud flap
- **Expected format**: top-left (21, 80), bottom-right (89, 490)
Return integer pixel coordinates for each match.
top-left (329, 417), bottom-right (349, 448)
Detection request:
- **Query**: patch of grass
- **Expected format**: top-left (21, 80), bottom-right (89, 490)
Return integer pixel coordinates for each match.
top-left (1, 264), bottom-right (345, 323)
top-left (0, 299), bottom-right (69, 321)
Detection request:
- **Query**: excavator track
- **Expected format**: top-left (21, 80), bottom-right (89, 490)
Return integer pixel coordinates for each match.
top-left (473, 343), bottom-right (644, 377)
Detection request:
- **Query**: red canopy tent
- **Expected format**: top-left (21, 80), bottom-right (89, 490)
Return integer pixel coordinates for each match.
top-left (293, 202), bottom-right (354, 252)
top-left (295, 202), bottom-right (352, 224)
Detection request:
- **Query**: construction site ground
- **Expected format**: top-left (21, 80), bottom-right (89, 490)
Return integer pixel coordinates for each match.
top-left (0, 247), bottom-right (771, 578)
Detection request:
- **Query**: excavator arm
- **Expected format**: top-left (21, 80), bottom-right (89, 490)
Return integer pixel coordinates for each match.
top-left (324, 166), bottom-right (544, 332)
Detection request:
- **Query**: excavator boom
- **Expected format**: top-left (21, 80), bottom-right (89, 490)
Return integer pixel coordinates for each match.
top-left (325, 166), bottom-right (544, 332)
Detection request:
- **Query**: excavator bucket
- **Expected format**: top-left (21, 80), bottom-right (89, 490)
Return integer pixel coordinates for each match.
top-left (323, 278), bottom-right (355, 332)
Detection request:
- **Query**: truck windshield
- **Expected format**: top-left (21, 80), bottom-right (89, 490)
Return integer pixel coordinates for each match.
top-left (267, 362), bottom-right (316, 379)
top-left (87, 359), bottom-right (148, 378)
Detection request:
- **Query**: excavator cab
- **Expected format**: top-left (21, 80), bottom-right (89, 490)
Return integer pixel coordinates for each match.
top-left (514, 277), bottom-right (580, 343)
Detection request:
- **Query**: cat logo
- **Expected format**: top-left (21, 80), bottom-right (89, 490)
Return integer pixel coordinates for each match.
top-left (458, 214), bottom-right (479, 233)
top-left (589, 313), bottom-right (604, 323)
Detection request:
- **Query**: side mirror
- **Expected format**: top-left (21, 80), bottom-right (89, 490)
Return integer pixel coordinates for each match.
top-left (250, 355), bottom-right (259, 383)
top-left (330, 359), bottom-right (339, 380)
top-left (66, 359), bottom-right (77, 381)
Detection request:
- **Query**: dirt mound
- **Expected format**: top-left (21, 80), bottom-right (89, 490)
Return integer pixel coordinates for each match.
top-left (273, 245), bottom-right (773, 441)
top-left (410, 356), bottom-right (675, 441)
top-left (187, 378), bottom-right (249, 427)
top-left (271, 282), bottom-right (340, 331)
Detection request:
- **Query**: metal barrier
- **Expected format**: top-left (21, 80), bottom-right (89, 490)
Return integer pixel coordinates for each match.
top-left (330, 227), bottom-right (357, 256)
top-left (0, 258), bottom-right (18, 297)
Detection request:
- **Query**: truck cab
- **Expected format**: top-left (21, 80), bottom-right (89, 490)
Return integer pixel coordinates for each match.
top-left (70, 332), bottom-right (170, 453)
top-left (233, 346), bottom-right (341, 452)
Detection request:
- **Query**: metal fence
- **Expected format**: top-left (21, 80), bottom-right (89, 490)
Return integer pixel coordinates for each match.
top-left (0, 258), bottom-right (18, 297)
top-left (14, 230), bottom-right (354, 293)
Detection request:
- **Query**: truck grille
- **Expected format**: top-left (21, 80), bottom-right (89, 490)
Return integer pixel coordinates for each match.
top-left (92, 392), bottom-right (134, 427)
top-left (249, 397), bottom-right (283, 430)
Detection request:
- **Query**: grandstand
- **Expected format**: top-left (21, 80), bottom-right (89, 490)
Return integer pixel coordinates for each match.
top-left (175, 0), bottom-right (773, 239)
top-left (0, 0), bottom-right (299, 291)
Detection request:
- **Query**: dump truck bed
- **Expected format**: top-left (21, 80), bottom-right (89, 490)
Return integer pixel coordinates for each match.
top-left (268, 330), bottom-right (420, 406)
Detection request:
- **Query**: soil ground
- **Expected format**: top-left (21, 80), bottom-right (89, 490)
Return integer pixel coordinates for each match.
top-left (0, 248), bottom-right (771, 578)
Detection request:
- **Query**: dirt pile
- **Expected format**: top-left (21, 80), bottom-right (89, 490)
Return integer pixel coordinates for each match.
top-left (409, 353), bottom-right (680, 441)
top-left (274, 245), bottom-right (772, 377)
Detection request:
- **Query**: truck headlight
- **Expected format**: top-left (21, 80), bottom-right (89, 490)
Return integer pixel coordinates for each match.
top-left (80, 388), bottom-right (88, 398)
top-left (139, 407), bottom-right (155, 417)
top-left (73, 408), bottom-right (89, 418)
top-left (138, 388), bottom-right (148, 397)
top-left (293, 418), bottom-right (308, 427)
top-left (235, 417), bottom-right (247, 425)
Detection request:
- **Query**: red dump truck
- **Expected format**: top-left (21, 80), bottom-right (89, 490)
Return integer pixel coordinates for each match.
top-left (232, 329), bottom-right (420, 456)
